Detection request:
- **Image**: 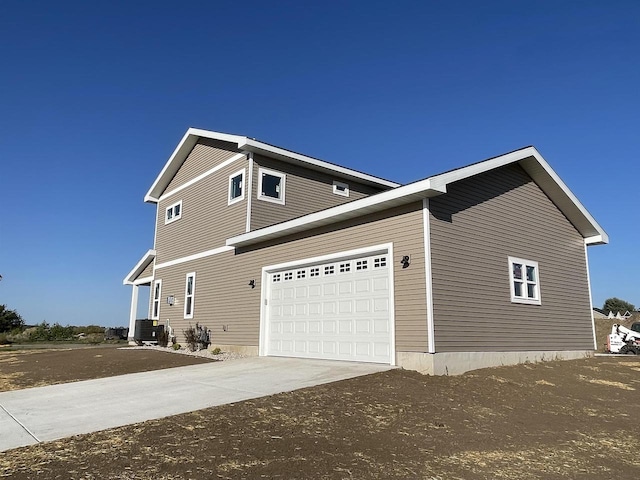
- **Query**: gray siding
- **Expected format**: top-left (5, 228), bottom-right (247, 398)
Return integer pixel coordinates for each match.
top-left (164, 139), bottom-right (242, 193)
top-left (429, 164), bottom-right (593, 352)
top-left (155, 159), bottom-right (249, 264)
top-left (250, 154), bottom-right (385, 230)
top-left (153, 202), bottom-right (428, 353)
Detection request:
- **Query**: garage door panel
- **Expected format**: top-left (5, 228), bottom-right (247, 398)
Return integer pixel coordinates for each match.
top-left (266, 253), bottom-right (391, 364)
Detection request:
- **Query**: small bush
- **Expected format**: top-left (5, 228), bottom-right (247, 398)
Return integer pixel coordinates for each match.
top-left (0, 333), bottom-right (13, 345)
top-left (157, 329), bottom-right (169, 347)
top-left (211, 347), bottom-right (222, 355)
top-left (173, 343), bottom-right (181, 350)
top-left (183, 323), bottom-right (210, 352)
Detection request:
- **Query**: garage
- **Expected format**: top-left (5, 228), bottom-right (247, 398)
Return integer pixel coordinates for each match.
top-left (264, 251), bottom-right (393, 364)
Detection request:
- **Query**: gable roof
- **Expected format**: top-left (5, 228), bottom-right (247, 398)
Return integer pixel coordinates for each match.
top-left (145, 128), bottom-right (400, 202)
top-left (226, 146), bottom-right (608, 248)
top-left (123, 250), bottom-right (156, 285)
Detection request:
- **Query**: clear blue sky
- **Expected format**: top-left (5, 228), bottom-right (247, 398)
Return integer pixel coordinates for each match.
top-left (1, 1), bottom-right (638, 327)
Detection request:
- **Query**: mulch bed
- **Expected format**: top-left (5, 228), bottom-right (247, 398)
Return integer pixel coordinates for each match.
top-left (1, 351), bottom-right (639, 479)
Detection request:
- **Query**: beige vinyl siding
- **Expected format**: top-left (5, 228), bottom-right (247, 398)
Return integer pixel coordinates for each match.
top-left (164, 139), bottom-right (242, 193)
top-left (155, 202), bottom-right (428, 353)
top-left (155, 159), bottom-right (249, 264)
top-left (429, 163), bottom-right (593, 353)
top-left (251, 154), bottom-right (386, 230)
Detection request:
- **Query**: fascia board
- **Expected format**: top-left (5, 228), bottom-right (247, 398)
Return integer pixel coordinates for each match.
top-left (429, 146), bottom-right (608, 244)
top-left (227, 179), bottom-right (444, 248)
top-left (239, 138), bottom-right (400, 188)
top-left (123, 249), bottom-right (156, 285)
top-left (517, 151), bottom-right (609, 244)
top-left (144, 128), bottom-right (246, 203)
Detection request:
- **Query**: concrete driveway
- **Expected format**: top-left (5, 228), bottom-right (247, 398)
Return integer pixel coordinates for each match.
top-left (0, 356), bottom-right (392, 452)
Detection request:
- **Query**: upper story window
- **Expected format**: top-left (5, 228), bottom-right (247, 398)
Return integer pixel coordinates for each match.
top-left (165, 200), bottom-right (182, 224)
top-left (333, 181), bottom-right (350, 197)
top-left (258, 167), bottom-right (286, 205)
top-left (228, 169), bottom-right (245, 205)
top-left (508, 257), bottom-right (541, 305)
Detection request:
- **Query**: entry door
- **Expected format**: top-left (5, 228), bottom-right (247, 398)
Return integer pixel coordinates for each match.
top-left (265, 253), bottom-right (391, 363)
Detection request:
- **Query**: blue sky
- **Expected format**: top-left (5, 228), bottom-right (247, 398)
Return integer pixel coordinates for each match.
top-left (1, 1), bottom-right (638, 327)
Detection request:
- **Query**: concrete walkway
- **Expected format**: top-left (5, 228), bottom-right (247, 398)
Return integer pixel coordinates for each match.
top-left (0, 357), bottom-right (392, 452)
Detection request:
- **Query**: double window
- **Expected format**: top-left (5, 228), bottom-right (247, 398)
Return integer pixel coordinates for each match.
top-left (258, 167), bottom-right (286, 205)
top-left (508, 257), bottom-right (541, 305)
top-left (228, 169), bottom-right (245, 205)
top-left (165, 200), bottom-right (182, 224)
top-left (184, 272), bottom-right (196, 319)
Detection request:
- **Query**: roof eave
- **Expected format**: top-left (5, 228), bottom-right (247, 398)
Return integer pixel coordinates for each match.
top-left (227, 180), bottom-right (445, 248)
top-left (123, 249), bottom-right (156, 285)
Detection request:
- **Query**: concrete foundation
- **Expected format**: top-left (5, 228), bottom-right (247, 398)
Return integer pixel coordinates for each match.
top-left (397, 350), bottom-right (594, 376)
top-left (211, 344), bottom-right (259, 356)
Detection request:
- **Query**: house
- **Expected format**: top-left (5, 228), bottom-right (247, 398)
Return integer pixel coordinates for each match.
top-left (123, 128), bottom-right (608, 375)
top-left (592, 307), bottom-right (608, 319)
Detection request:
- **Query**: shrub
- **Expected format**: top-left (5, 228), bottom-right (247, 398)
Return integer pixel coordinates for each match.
top-left (211, 347), bottom-right (222, 355)
top-left (157, 329), bottom-right (169, 348)
top-left (183, 323), bottom-right (210, 352)
top-left (0, 333), bottom-right (12, 345)
top-left (172, 343), bottom-right (181, 350)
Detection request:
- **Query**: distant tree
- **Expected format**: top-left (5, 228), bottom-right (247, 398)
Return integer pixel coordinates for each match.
top-left (0, 305), bottom-right (24, 332)
top-left (603, 297), bottom-right (636, 314)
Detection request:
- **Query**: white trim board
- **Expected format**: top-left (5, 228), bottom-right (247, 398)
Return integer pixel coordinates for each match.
top-left (154, 246), bottom-right (234, 270)
top-left (123, 250), bottom-right (156, 285)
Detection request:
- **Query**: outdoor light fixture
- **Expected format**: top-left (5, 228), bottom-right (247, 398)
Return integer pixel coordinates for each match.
top-left (248, 279), bottom-right (256, 289)
top-left (400, 255), bottom-right (410, 268)
top-left (167, 295), bottom-right (175, 306)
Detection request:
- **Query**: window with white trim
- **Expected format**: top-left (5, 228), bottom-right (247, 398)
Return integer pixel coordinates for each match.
top-left (152, 280), bottom-right (162, 319)
top-left (165, 200), bottom-right (182, 224)
top-left (257, 167), bottom-right (285, 205)
top-left (333, 181), bottom-right (349, 197)
top-left (228, 169), bottom-right (245, 205)
top-left (508, 257), bottom-right (541, 305)
top-left (184, 272), bottom-right (196, 319)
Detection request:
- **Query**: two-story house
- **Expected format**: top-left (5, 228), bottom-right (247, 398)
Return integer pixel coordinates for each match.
top-left (124, 128), bottom-right (607, 375)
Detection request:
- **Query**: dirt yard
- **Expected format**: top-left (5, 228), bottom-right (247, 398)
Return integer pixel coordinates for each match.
top-left (0, 345), bottom-right (213, 391)
top-left (1, 348), bottom-right (639, 479)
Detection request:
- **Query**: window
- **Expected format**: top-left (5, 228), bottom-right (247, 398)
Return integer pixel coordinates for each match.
top-left (324, 265), bottom-right (335, 275)
top-left (356, 259), bottom-right (368, 270)
top-left (333, 181), bottom-right (349, 197)
top-left (228, 169), bottom-right (245, 205)
top-left (272, 273), bottom-right (281, 283)
top-left (152, 280), bottom-right (162, 319)
top-left (165, 200), bottom-right (182, 224)
top-left (339, 262), bottom-right (351, 273)
top-left (508, 257), bottom-right (541, 305)
top-left (257, 167), bottom-right (286, 205)
top-left (184, 272), bottom-right (196, 319)
top-left (310, 267), bottom-right (320, 277)
top-left (284, 271), bottom-right (293, 281)
top-left (297, 269), bottom-right (306, 279)
top-left (373, 256), bottom-right (387, 268)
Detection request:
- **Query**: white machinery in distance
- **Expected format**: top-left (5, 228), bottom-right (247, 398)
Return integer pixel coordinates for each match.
top-left (607, 323), bottom-right (640, 354)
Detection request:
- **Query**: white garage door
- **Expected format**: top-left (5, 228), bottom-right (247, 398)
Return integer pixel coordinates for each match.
top-left (265, 253), bottom-right (392, 363)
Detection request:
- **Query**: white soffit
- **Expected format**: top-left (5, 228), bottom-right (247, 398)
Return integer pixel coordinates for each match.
top-left (144, 128), bottom-right (400, 202)
top-left (227, 146), bottom-right (608, 248)
top-left (123, 249), bottom-right (156, 285)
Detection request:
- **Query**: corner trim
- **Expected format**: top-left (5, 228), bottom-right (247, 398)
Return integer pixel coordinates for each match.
top-left (423, 198), bottom-right (435, 354)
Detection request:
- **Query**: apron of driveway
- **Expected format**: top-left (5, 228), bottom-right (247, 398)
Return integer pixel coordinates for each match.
top-left (0, 356), bottom-right (393, 452)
